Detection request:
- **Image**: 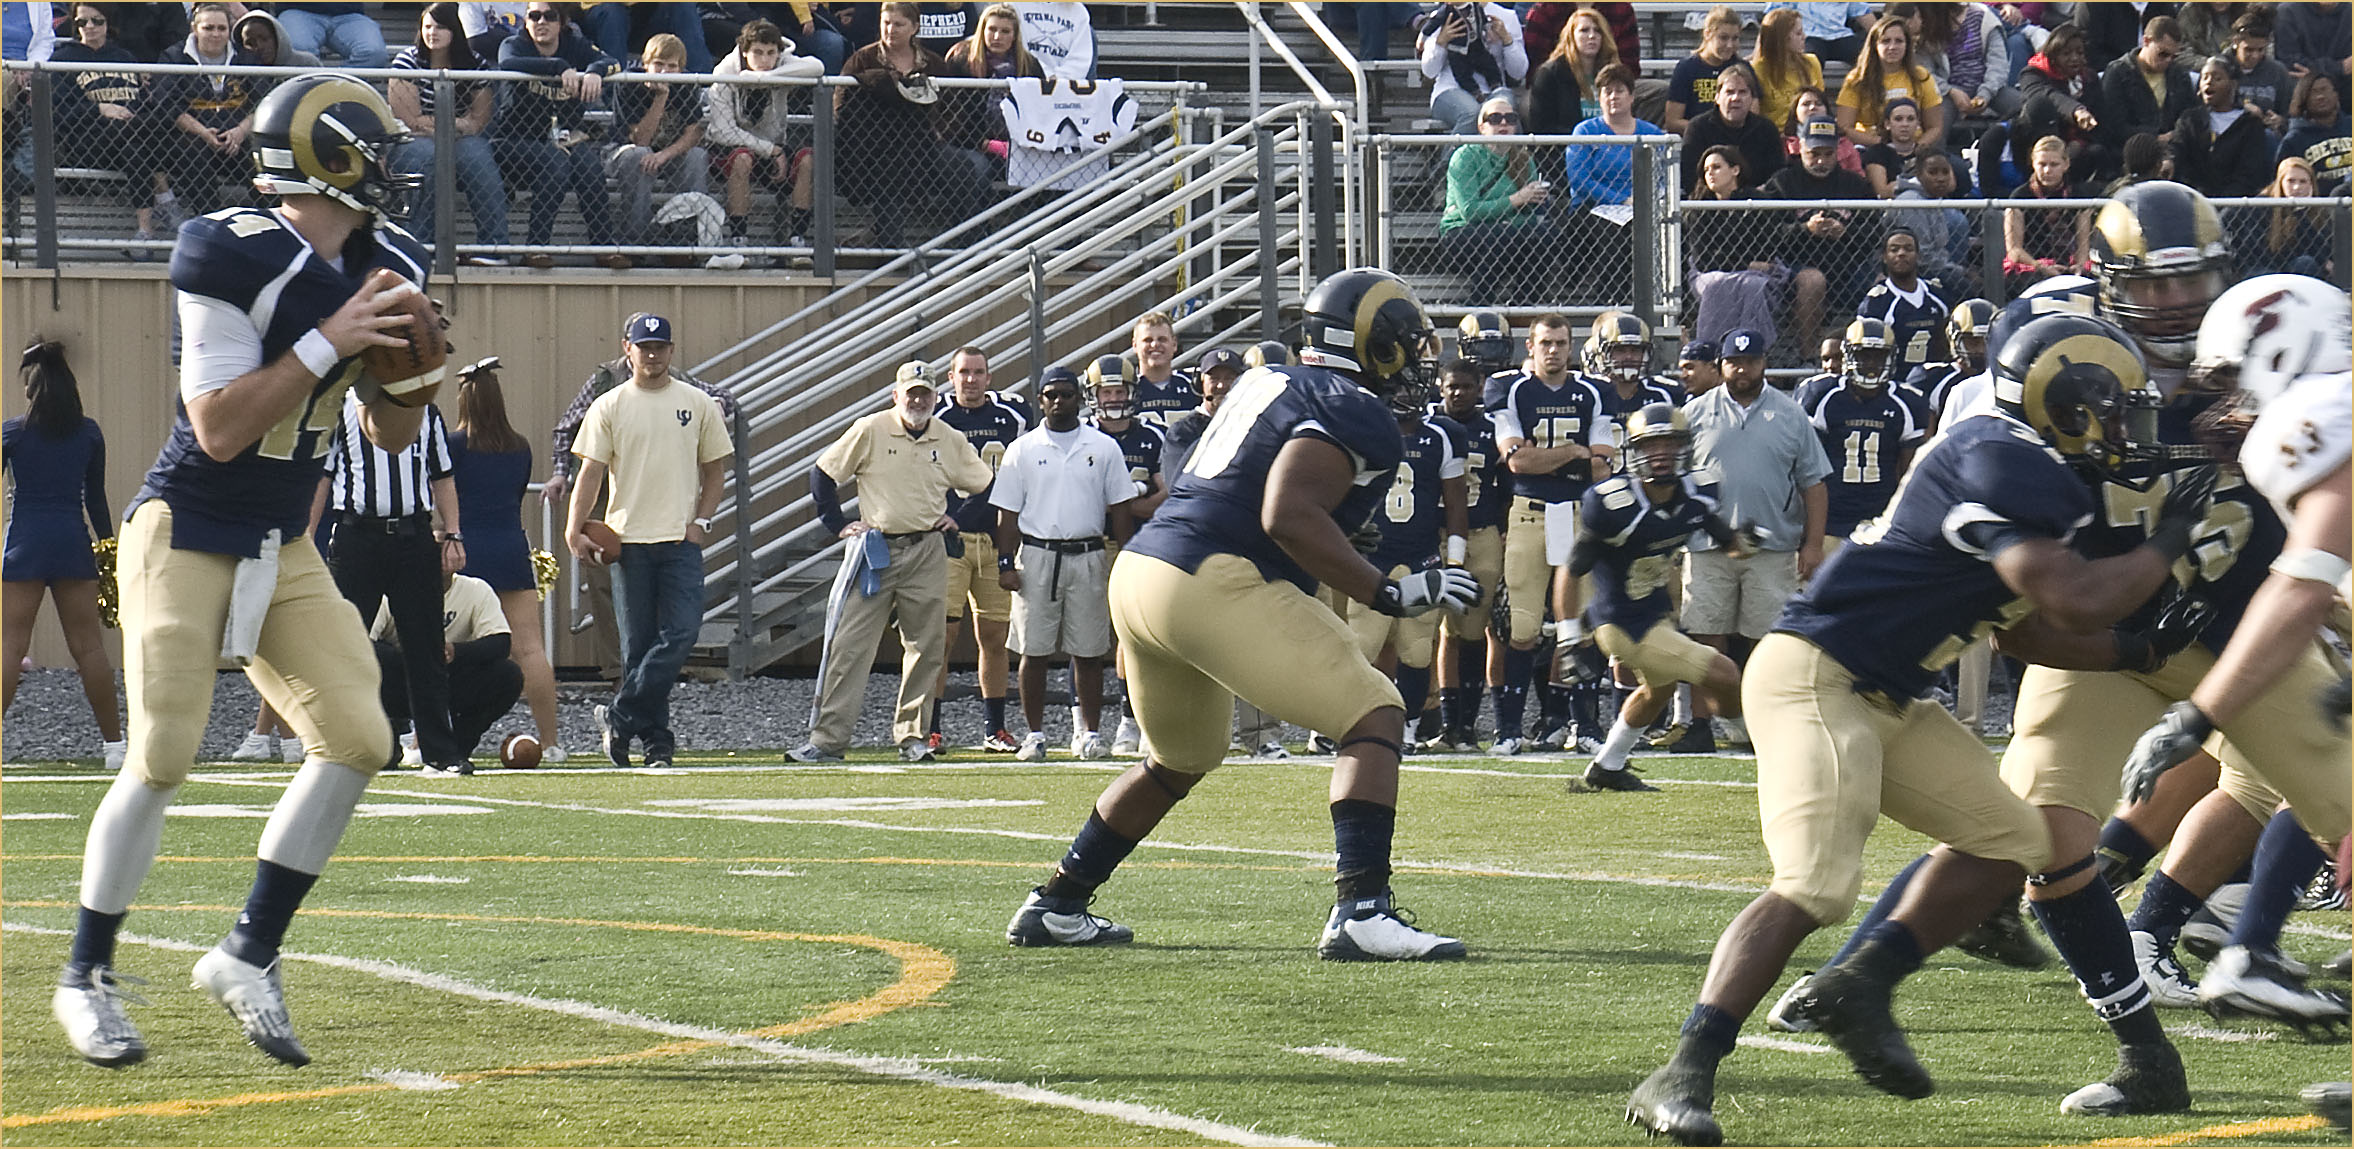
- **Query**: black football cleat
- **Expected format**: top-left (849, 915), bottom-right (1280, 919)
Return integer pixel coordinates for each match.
top-left (2303, 1082), bottom-right (2351, 1130)
top-left (1582, 761), bottom-right (1661, 792)
top-left (1626, 1060), bottom-right (1723, 1146)
top-left (1954, 898), bottom-right (2052, 970)
top-left (2060, 1041), bottom-right (2190, 1116)
top-left (1794, 963), bottom-right (1934, 1100)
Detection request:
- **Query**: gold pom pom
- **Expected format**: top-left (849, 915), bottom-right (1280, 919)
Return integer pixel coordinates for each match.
top-left (93, 536), bottom-right (119, 629)
top-left (532, 547), bottom-right (561, 603)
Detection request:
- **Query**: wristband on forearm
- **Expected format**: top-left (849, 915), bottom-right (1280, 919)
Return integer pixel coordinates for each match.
top-left (293, 328), bottom-right (338, 379)
top-left (2145, 517), bottom-right (2194, 563)
top-left (2110, 629), bottom-right (2159, 673)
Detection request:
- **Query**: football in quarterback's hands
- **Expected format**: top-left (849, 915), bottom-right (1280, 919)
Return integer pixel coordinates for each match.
top-left (357, 268), bottom-right (447, 408)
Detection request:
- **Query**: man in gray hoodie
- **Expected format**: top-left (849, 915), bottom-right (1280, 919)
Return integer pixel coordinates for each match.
top-left (232, 10), bottom-right (321, 71)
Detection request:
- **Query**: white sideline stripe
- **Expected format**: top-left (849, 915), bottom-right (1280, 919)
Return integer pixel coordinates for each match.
top-left (366, 1068), bottom-right (462, 1090)
top-left (2286, 920), bottom-right (2354, 942)
top-left (1660, 851), bottom-right (1728, 861)
top-left (1285, 1044), bottom-right (1404, 1064)
top-left (1, 812), bottom-right (76, 819)
top-left (385, 875), bottom-right (471, 884)
top-left (2165, 1022), bottom-right (2279, 1044)
top-left (727, 867), bottom-right (806, 877)
top-left (1736, 1035), bottom-right (1831, 1055)
top-left (1, 922), bottom-right (1326, 1149)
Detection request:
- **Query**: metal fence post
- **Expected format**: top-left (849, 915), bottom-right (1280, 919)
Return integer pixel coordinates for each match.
top-left (729, 399), bottom-right (754, 681)
top-left (432, 76), bottom-right (457, 281)
top-left (1028, 245), bottom-right (1049, 384)
top-left (1307, 110), bottom-right (1338, 281)
top-left (1257, 127), bottom-right (1279, 338)
top-left (30, 72), bottom-right (58, 274)
top-left (811, 83), bottom-right (836, 277)
top-left (1981, 199), bottom-right (2008, 307)
top-left (1631, 141), bottom-right (1659, 333)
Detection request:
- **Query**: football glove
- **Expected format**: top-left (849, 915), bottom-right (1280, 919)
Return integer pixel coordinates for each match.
top-left (1374, 567), bottom-right (1481, 618)
top-left (2112, 592), bottom-right (2217, 673)
top-left (2147, 464), bottom-right (2219, 562)
top-left (1348, 521), bottom-right (1384, 557)
top-left (2122, 700), bottom-right (2214, 806)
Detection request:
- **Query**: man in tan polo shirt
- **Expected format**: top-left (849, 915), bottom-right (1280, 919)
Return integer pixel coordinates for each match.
top-left (792, 362), bottom-right (995, 762)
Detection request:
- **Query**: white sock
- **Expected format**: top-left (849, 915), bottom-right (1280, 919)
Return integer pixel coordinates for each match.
top-left (1596, 718), bottom-right (1643, 770)
top-left (256, 759), bottom-right (371, 874)
top-left (81, 772), bottom-right (180, 914)
top-left (1672, 684), bottom-right (1694, 725)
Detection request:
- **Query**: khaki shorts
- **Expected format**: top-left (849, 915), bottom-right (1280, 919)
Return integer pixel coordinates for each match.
top-left (1746, 633), bottom-right (2051, 926)
top-left (944, 531), bottom-right (1013, 624)
top-left (1347, 564), bottom-right (1442, 668)
top-left (1110, 551), bottom-right (1400, 774)
top-left (1443, 525), bottom-right (1506, 641)
top-left (1009, 544), bottom-right (1113, 659)
top-left (1597, 620), bottom-right (1721, 689)
top-left (2002, 645), bottom-right (2349, 842)
top-left (1682, 547), bottom-right (1799, 639)
top-left (120, 500), bottom-right (393, 785)
top-left (1503, 498), bottom-right (1574, 645)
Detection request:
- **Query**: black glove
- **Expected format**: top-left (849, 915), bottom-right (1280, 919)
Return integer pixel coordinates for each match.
top-left (2112, 592), bottom-right (2216, 673)
top-left (1374, 567), bottom-right (1481, 618)
top-left (2123, 700), bottom-right (2215, 805)
top-left (1348, 520), bottom-right (1384, 557)
top-left (2147, 465), bottom-right (2218, 562)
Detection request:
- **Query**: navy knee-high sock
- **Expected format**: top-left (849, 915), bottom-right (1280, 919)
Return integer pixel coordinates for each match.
top-left (2126, 870), bottom-right (2206, 948)
top-left (2030, 882), bottom-right (2165, 1045)
top-left (1395, 664), bottom-right (1432, 721)
top-left (1332, 798), bottom-right (1396, 902)
top-left (65, 907), bottom-right (127, 976)
top-left (1826, 853), bottom-right (1932, 968)
top-left (1494, 646), bottom-right (1535, 737)
top-left (221, 860), bottom-right (321, 968)
top-left (2227, 808), bottom-right (2329, 952)
top-left (2096, 818), bottom-right (2159, 886)
top-left (1042, 811), bottom-right (1138, 899)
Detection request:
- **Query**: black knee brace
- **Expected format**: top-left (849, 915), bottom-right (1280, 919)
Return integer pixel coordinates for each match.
top-left (1338, 735), bottom-right (1404, 759)
top-left (2027, 853), bottom-right (2096, 888)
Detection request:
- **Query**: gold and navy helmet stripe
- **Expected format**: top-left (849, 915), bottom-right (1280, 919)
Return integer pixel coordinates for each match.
top-left (2096, 184), bottom-right (2227, 271)
top-left (287, 76), bottom-right (378, 194)
top-left (1353, 275), bottom-right (1414, 378)
top-left (2020, 332), bottom-right (2143, 458)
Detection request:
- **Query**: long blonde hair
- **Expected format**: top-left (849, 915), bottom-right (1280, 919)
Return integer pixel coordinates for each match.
top-left (1544, 8), bottom-right (1618, 88)
top-left (2266, 156), bottom-right (2328, 255)
top-left (949, 3), bottom-right (1037, 78)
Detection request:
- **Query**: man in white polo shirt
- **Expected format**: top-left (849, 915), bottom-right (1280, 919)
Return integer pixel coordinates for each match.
top-left (990, 369), bottom-right (1137, 760)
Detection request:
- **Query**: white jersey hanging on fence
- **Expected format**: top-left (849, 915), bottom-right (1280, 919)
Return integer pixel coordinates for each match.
top-left (1000, 76), bottom-right (1137, 191)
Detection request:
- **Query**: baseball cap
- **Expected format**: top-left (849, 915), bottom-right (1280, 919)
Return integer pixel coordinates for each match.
top-left (1198, 347), bottom-right (1244, 375)
top-left (1720, 329), bottom-right (1768, 359)
top-left (625, 313), bottom-right (673, 344)
top-left (1038, 366), bottom-right (1081, 389)
top-left (1800, 115), bottom-right (1840, 149)
top-left (1677, 339), bottom-right (1719, 363)
top-left (894, 361), bottom-right (937, 392)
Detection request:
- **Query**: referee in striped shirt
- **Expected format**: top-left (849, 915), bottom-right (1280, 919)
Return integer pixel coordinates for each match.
top-left (316, 389), bottom-right (469, 772)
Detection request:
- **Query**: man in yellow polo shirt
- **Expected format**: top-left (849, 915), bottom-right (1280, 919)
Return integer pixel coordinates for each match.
top-left (793, 362), bottom-right (995, 762)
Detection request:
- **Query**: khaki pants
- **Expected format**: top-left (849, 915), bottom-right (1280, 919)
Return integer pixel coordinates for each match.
top-left (808, 532), bottom-right (948, 752)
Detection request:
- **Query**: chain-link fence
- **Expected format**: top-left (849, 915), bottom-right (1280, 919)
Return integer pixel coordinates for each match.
top-left (3, 60), bottom-right (1191, 273)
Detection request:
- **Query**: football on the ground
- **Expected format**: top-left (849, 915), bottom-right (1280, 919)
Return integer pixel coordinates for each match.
top-left (580, 520), bottom-right (623, 565)
top-left (357, 268), bottom-right (447, 408)
top-left (499, 733), bottom-right (542, 770)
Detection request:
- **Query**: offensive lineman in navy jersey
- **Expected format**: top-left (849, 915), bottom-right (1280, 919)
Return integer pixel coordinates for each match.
top-left (1345, 384), bottom-right (1468, 749)
top-left (1007, 269), bottom-right (1478, 962)
top-left (1430, 359), bottom-right (1510, 751)
top-left (1569, 405), bottom-right (1746, 792)
top-left (52, 76), bottom-right (430, 1070)
top-left (1797, 318), bottom-right (1928, 544)
top-left (1627, 315), bottom-right (2220, 1145)
top-left (936, 347), bottom-right (1031, 751)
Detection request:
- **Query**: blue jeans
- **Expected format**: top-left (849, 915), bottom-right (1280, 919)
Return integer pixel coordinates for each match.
top-left (609, 540), bottom-right (705, 754)
top-left (275, 9), bottom-right (390, 69)
top-left (792, 25), bottom-right (849, 73)
top-left (391, 134), bottom-right (509, 250)
top-left (494, 136), bottom-right (614, 245)
top-left (1431, 86), bottom-right (1483, 135)
top-left (580, 3), bottom-right (713, 71)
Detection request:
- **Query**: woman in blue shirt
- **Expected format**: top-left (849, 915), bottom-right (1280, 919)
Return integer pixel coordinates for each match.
top-left (1561, 64), bottom-right (1664, 305)
top-left (447, 361), bottom-right (564, 759)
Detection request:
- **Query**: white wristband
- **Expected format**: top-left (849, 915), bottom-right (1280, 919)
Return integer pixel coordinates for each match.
top-left (292, 328), bottom-right (339, 379)
top-left (2271, 547), bottom-right (2354, 589)
top-left (1446, 534), bottom-right (1467, 566)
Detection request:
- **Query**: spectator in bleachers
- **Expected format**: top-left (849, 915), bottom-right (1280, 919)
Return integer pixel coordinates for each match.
top-left (2176, 1), bottom-right (2244, 70)
top-left (836, 1), bottom-right (990, 248)
top-left (608, 32), bottom-right (712, 249)
top-left (2077, 0), bottom-right (2177, 73)
top-left (1911, 1), bottom-right (2018, 124)
top-left (1328, 2), bottom-right (1421, 63)
top-left (1860, 96), bottom-right (1932, 196)
top-left (1685, 143), bottom-right (1782, 348)
top-left (1564, 63), bottom-right (1660, 303)
top-left (1764, 115), bottom-right (1880, 361)
top-left (389, 3), bottom-right (510, 262)
top-left (495, 1), bottom-right (629, 269)
top-left (2100, 14), bottom-right (2195, 145)
top-left (460, 2), bottom-right (528, 60)
top-left (579, 1), bottom-right (711, 71)
top-left (1765, 1), bottom-right (1873, 67)
top-left (2224, 13), bottom-right (2292, 126)
top-left (1751, 7), bottom-right (1823, 133)
top-left (841, 2), bottom-right (977, 56)
top-left (156, 2), bottom-right (264, 216)
top-left (231, 11), bottom-right (319, 71)
top-left (50, 4), bottom-right (162, 254)
top-left (1784, 85), bottom-right (1864, 173)
top-left (1839, 15), bottom-right (1948, 149)
top-left (1439, 93), bottom-right (1561, 304)
top-left (2172, 56), bottom-right (2272, 196)
top-left (1528, 6), bottom-right (1615, 153)
top-left (2003, 134), bottom-right (2090, 294)
top-left (778, 3), bottom-right (852, 74)
top-left (943, 2), bottom-right (1041, 176)
top-left (1856, 228), bottom-right (1953, 368)
top-left (107, 2), bottom-right (188, 62)
top-left (2242, 156), bottom-right (2347, 283)
top-left (2106, 130), bottom-right (2172, 193)
top-left (708, 18), bottom-right (821, 250)
top-left (1012, 1), bottom-right (1091, 79)
top-left (1663, 5), bottom-right (1742, 134)
top-left (1891, 150), bottom-right (1977, 296)
top-left (2269, 0), bottom-right (2350, 106)
top-left (2017, 21), bottom-right (2118, 183)
top-left (1681, 61), bottom-right (1784, 193)
top-left (272, 2), bottom-right (388, 69)
top-left (2279, 72), bottom-right (2353, 191)
top-left (1416, 2), bottom-right (1529, 135)
top-left (1994, 1), bottom-right (2058, 85)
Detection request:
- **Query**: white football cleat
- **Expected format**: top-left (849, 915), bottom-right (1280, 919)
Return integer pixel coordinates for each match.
top-left (229, 731), bottom-right (278, 761)
top-left (2131, 930), bottom-right (2201, 1009)
top-left (1317, 891), bottom-right (1465, 961)
top-left (192, 947), bottom-right (310, 1066)
top-left (1006, 887), bottom-right (1134, 946)
top-left (54, 965), bottom-right (149, 1067)
top-left (1766, 971), bottom-right (1819, 1033)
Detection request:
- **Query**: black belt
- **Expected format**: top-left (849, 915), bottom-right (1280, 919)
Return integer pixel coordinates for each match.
top-left (881, 530), bottom-right (937, 541)
top-left (1021, 535), bottom-right (1105, 555)
top-left (336, 510), bottom-right (434, 534)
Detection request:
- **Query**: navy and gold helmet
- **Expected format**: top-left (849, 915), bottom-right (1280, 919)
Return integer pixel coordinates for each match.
top-left (1299, 267), bottom-right (1439, 413)
top-left (1622, 402), bottom-right (1693, 481)
top-left (1244, 340), bottom-right (1294, 368)
top-left (1993, 313), bottom-right (2147, 474)
top-left (1841, 317), bottom-right (1895, 388)
top-left (1083, 353), bottom-right (1135, 419)
top-left (1946, 298), bottom-right (1997, 369)
top-left (1455, 310), bottom-right (1513, 371)
top-left (1588, 310), bottom-right (1652, 386)
top-left (249, 73), bottom-right (415, 217)
top-left (2089, 181), bottom-right (2233, 367)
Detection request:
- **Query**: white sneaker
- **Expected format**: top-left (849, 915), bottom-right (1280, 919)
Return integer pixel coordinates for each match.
top-left (103, 740), bottom-right (127, 770)
top-left (229, 731), bottom-right (278, 761)
top-left (1316, 891), bottom-right (1466, 961)
top-left (1256, 740), bottom-right (1291, 759)
top-left (2131, 930), bottom-right (2201, 1009)
top-left (279, 737), bottom-right (306, 764)
top-left (398, 731), bottom-right (423, 768)
top-left (1072, 729), bottom-right (1107, 759)
top-left (898, 738), bottom-right (936, 763)
top-left (54, 965), bottom-right (148, 1066)
top-left (1715, 716), bottom-right (1751, 747)
top-left (1766, 971), bottom-right (1819, 1032)
top-left (191, 947), bottom-right (310, 1066)
top-left (1112, 715), bottom-right (1142, 757)
top-left (1492, 736), bottom-right (1527, 756)
top-left (1016, 732), bottom-right (1049, 762)
top-left (543, 744), bottom-right (569, 764)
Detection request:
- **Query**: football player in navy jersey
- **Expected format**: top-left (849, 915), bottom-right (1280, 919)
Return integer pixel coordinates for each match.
top-left (1901, 297), bottom-right (1995, 434)
top-left (1127, 310), bottom-right (1196, 429)
top-left (1627, 315), bottom-right (2221, 1145)
top-left (1086, 353), bottom-right (1168, 754)
top-left (1854, 228), bottom-right (1952, 374)
top-left (1797, 318), bottom-right (1928, 547)
top-left (1569, 405), bottom-right (1746, 792)
top-left (1430, 358), bottom-right (1509, 751)
top-left (1345, 374), bottom-right (1468, 750)
top-left (1456, 310), bottom-right (1517, 409)
top-left (935, 347), bottom-right (1031, 752)
top-left (1006, 268), bottom-right (1478, 962)
top-left (52, 75), bottom-right (430, 1071)
top-left (1586, 312), bottom-right (1682, 446)
top-left (1489, 314), bottom-right (1615, 754)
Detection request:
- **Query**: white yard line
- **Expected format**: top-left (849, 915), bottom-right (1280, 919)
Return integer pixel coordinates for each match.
top-left (1285, 1044), bottom-right (1405, 1065)
top-left (1736, 1035), bottom-right (1832, 1055)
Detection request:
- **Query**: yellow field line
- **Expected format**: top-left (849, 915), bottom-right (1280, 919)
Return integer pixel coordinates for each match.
top-left (2074, 1114), bottom-right (2331, 1146)
top-left (1, 902), bottom-right (953, 1128)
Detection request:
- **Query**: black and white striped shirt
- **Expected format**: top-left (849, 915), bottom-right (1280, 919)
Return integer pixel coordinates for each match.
top-left (325, 394), bottom-right (452, 518)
